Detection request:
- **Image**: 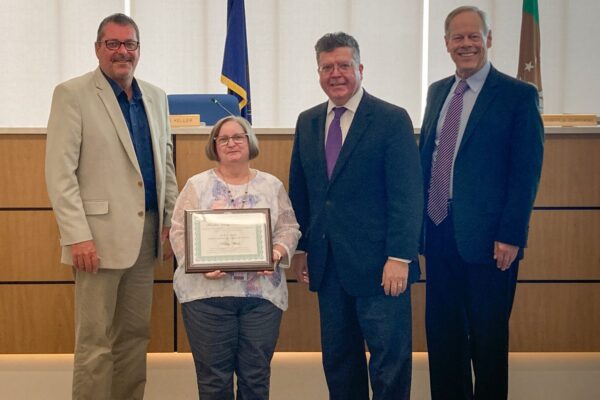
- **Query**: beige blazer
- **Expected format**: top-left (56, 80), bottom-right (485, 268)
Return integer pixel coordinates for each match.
top-left (45, 67), bottom-right (178, 269)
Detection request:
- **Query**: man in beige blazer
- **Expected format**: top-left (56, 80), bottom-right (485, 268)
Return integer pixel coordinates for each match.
top-left (45, 13), bottom-right (178, 400)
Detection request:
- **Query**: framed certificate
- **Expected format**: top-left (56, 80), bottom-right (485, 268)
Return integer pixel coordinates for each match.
top-left (184, 208), bottom-right (273, 273)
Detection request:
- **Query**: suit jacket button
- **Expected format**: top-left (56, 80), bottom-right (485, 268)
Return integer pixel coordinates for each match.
top-left (138, 211), bottom-right (144, 217)
top-left (137, 181), bottom-right (143, 187)
top-left (322, 234), bottom-right (326, 239)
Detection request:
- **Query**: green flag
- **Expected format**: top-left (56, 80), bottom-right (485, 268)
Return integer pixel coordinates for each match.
top-left (517, 0), bottom-right (543, 110)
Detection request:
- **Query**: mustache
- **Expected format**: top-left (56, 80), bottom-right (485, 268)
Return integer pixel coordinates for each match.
top-left (111, 55), bottom-right (133, 62)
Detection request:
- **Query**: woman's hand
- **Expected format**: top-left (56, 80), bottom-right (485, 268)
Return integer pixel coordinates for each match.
top-left (257, 246), bottom-right (284, 276)
top-left (203, 270), bottom-right (227, 279)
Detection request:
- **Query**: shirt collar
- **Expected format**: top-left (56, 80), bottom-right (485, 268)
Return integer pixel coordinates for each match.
top-left (455, 61), bottom-right (491, 94)
top-left (327, 86), bottom-right (364, 115)
top-left (101, 70), bottom-right (142, 101)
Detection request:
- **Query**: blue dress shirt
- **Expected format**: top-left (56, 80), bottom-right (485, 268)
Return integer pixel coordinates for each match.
top-left (104, 73), bottom-right (158, 211)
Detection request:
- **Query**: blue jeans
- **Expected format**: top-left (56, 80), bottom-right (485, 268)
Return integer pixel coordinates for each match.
top-left (182, 297), bottom-right (282, 400)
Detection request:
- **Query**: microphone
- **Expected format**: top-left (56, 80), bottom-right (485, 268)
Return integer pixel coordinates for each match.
top-left (211, 97), bottom-right (236, 117)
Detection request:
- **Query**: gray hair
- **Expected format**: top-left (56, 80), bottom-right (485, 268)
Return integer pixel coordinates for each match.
top-left (444, 6), bottom-right (490, 37)
top-left (205, 116), bottom-right (259, 162)
top-left (314, 32), bottom-right (361, 65)
top-left (97, 13), bottom-right (140, 42)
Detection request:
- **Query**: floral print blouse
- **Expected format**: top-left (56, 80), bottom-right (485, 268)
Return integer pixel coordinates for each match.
top-left (170, 169), bottom-right (300, 310)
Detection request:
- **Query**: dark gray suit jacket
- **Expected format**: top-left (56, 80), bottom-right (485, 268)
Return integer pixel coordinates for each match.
top-left (420, 66), bottom-right (544, 264)
top-left (289, 91), bottom-right (423, 296)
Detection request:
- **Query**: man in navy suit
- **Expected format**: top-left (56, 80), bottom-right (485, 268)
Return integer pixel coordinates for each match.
top-left (420, 6), bottom-right (544, 399)
top-left (289, 32), bottom-right (423, 399)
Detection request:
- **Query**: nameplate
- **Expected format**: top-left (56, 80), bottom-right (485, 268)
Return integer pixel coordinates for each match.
top-left (169, 114), bottom-right (202, 128)
top-left (542, 114), bottom-right (598, 127)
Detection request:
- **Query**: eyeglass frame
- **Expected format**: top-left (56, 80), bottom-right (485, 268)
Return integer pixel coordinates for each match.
top-left (317, 62), bottom-right (355, 75)
top-left (214, 134), bottom-right (249, 146)
top-left (97, 40), bottom-right (140, 51)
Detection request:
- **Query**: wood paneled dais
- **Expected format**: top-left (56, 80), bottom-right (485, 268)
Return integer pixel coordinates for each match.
top-left (175, 134), bottom-right (294, 189)
top-left (0, 135), bottom-right (49, 207)
top-left (0, 283), bottom-right (174, 353)
top-left (510, 283), bottom-right (600, 351)
top-left (0, 210), bottom-right (174, 282)
top-left (536, 135), bottom-right (600, 206)
top-left (0, 211), bottom-right (68, 281)
top-left (521, 210), bottom-right (600, 280)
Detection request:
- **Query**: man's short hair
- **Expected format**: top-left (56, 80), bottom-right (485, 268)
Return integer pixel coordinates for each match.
top-left (444, 6), bottom-right (490, 37)
top-left (205, 116), bottom-right (259, 161)
top-left (314, 32), bottom-right (361, 65)
top-left (97, 13), bottom-right (140, 42)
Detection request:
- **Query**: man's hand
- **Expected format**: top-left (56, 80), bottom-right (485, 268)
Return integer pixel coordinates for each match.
top-left (291, 253), bottom-right (309, 284)
top-left (381, 259), bottom-right (409, 296)
top-left (161, 227), bottom-right (173, 260)
top-left (494, 241), bottom-right (519, 271)
top-left (71, 240), bottom-right (99, 273)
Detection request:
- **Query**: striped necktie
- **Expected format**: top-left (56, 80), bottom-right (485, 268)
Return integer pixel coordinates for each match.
top-left (427, 79), bottom-right (469, 225)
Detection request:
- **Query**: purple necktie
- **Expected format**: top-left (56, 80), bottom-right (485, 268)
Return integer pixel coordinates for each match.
top-left (325, 107), bottom-right (347, 178)
top-left (427, 80), bottom-right (469, 225)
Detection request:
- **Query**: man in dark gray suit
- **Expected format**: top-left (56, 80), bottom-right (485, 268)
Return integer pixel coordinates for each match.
top-left (289, 32), bottom-right (423, 399)
top-left (420, 6), bottom-right (544, 399)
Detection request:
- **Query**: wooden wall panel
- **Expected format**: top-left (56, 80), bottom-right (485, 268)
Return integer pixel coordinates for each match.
top-left (0, 210), bottom-right (174, 282)
top-left (277, 282), bottom-right (321, 351)
top-left (0, 211), bottom-right (68, 281)
top-left (421, 210), bottom-right (600, 281)
top-left (404, 282), bottom-right (600, 352)
top-left (521, 210), bottom-right (600, 280)
top-left (510, 283), bottom-right (600, 351)
top-left (0, 284), bottom-right (74, 353)
top-left (156, 257), bottom-right (174, 281)
top-left (2, 130), bottom-right (599, 354)
top-left (535, 135), bottom-right (600, 206)
top-left (250, 136), bottom-right (294, 189)
top-left (148, 283), bottom-right (175, 352)
top-left (176, 303), bottom-right (190, 352)
top-left (175, 135), bottom-right (294, 190)
top-left (174, 135), bottom-right (213, 190)
top-left (411, 283), bottom-right (427, 352)
top-left (0, 283), bottom-right (174, 353)
top-left (0, 135), bottom-right (49, 207)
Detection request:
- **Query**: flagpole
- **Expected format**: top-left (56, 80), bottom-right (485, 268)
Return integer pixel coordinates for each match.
top-left (517, 0), bottom-right (543, 112)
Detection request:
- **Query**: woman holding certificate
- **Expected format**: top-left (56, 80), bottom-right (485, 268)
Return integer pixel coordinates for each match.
top-left (169, 116), bottom-right (300, 400)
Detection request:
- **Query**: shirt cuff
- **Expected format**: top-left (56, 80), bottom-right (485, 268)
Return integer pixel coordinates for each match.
top-left (389, 256), bottom-right (411, 264)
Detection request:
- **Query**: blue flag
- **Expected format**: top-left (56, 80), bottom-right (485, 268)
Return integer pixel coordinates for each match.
top-left (221, 0), bottom-right (252, 123)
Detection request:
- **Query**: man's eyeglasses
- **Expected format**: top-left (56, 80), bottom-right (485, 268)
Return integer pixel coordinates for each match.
top-left (318, 62), bottom-right (354, 74)
top-left (214, 134), bottom-right (248, 146)
top-left (98, 40), bottom-right (140, 51)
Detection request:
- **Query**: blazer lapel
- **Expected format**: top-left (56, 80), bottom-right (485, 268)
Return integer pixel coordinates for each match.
top-left (94, 68), bottom-right (141, 175)
top-left (311, 103), bottom-right (329, 182)
top-left (140, 86), bottom-right (164, 189)
top-left (458, 66), bottom-right (500, 152)
top-left (422, 77), bottom-right (454, 155)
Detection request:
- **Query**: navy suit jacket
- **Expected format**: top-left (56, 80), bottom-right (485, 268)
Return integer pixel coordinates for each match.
top-left (420, 66), bottom-right (544, 264)
top-left (289, 91), bottom-right (423, 297)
